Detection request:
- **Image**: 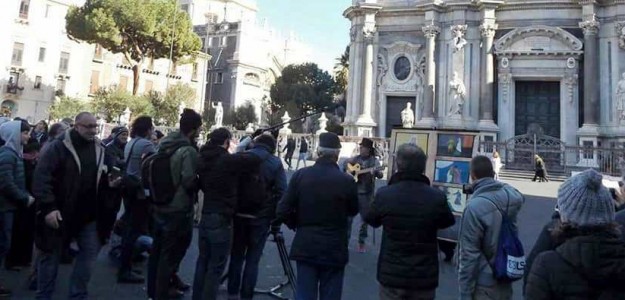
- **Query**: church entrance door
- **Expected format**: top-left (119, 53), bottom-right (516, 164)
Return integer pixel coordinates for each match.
top-left (385, 96), bottom-right (413, 137)
top-left (514, 81), bottom-right (560, 138)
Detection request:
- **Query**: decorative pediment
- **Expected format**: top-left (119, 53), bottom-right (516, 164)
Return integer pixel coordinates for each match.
top-left (494, 26), bottom-right (583, 55)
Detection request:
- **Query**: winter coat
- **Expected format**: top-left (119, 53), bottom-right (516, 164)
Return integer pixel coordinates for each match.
top-left (617, 210), bottom-right (625, 241)
top-left (33, 129), bottom-right (114, 250)
top-left (198, 144), bottom-right (258, 217)
top-left (525, 231), bottom-right (625, 299)
top-left (364, 172), bottom-right (455, 290)
top-left (524, 211), bottom-right (560, 291)
top-left (457, 177), bottom-right (525, 299)
top-left (283, 138), bottom-right (295, 154)
top-left (276, 157), bottom-right (359, 267)
top-left (151, 131), bottom-right (198, 215)
top-left (0, 121), bottom-right (29, 212)
top-left (247, 144), bottom-right (286, 220)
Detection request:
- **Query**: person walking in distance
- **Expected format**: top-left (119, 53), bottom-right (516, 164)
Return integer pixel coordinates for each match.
top-left (345, 138), bottom-right (383, 253)
top-left (33, 112), bottom-right (121, 300)
top-left (532, 155), bottom-right (548, 182)
top-left (525, 169), bottom-right (625, 298)
top-left (295, 137), bottom-right (309, 169)
top-left (283, 136), bottom-right (295, 170)
top-left (491, 151), bottom-right (503, 181)
top-left (458, 155), bottom-right (524, 300)
top-left (227, 133), bottom-right (287, 300)
top-left (0, 121), bottom-right (35, 296)
top-left (275, 132), bottom-right (359, 300)
top-left (365, 144), bottom-right (455, 300)
top-left (146, 109), bottom-right (202, 300)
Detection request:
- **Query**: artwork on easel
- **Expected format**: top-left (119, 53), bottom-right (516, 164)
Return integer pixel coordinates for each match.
top-left (388, 130), bottom-right (430, 177)
top-left (435, 184), bottom-right (468, 215)
top-left (433, 160), bottom-right (471, 185)
top-left (436, 133), bottom-right (475, 158)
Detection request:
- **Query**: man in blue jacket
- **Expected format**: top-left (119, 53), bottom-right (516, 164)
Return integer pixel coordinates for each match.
top-left (0, 120), bottom-right (34, 296)
top-left (276, 132), bottom-right (359, 300)
top-left (227, 133), bottom-right (287, 300)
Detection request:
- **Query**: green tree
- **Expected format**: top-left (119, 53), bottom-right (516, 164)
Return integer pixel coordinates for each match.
top-left (334, 46), bottom-right (349, 97)
top-left (48, 96), bottom-right (91, 120)
top-left (129, 94), bottom-right (155, 120)
top-left (269, 63), bottom-right (336, 122)
top-left (146, 84), bottom-right (197, 126)
top-left (92, 87), bottom-right (131, 122)
top-left (66, 0), bottom-right (201, 95)
top-left (230, 102), bottom-right (258, 130)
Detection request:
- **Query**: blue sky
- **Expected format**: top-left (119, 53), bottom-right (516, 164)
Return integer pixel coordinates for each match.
top-left (256, 0), bottom-right (350, 73)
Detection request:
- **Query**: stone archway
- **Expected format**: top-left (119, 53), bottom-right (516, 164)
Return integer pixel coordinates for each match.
top-left (494, 25), bottom-right (583, 148)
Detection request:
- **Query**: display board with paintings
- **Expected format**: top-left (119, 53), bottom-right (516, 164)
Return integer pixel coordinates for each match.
top-left (388, 129), bottom-right (480, 242)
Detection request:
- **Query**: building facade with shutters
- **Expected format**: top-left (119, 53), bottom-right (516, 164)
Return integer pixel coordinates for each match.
top-left (1, 0), bottom-right (209, 123)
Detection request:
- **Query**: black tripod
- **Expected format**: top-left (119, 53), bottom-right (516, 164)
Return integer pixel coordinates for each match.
top-left (254, 231), bottom-right (297, 299)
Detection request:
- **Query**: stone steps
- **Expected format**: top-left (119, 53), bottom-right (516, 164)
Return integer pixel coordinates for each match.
top-left (498, 168), bottom-right (568, 182)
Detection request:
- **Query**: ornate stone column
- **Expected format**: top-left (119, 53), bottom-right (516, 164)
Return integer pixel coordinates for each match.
top-left (579, 15), bottom-right (600, 126)
top-left (356, 25), bottom-right (376, 128)
top-left (420, 24), bottom-right (440, 123)
top-left (479, 23), bottom-right (497, 128)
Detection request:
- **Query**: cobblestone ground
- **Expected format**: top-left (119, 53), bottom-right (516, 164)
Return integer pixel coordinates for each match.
top-left (6, 160), bottom-right (561, 299)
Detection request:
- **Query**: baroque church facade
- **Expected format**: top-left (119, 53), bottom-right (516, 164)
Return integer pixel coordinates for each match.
top-left (343, 0), bottom-right (625, 150)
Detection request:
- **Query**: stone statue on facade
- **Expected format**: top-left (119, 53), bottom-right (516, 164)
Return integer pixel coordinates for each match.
top-left (616, 73), bottom-right (625, 121)
top-left (212, 101), bottom-right (224, 127)
top-left (448, 72), bottom-right (466, 117)
top-left (376, 54), bottom-right (388, 87)
top-left (451, 25), bottom-right (468, 53)
top-left (401, 102), bottom-right (415, 128)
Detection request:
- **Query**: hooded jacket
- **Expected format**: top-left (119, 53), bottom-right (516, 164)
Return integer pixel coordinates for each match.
top-left (457, 177), bottom-right (525, 299)
top-left (0, 121), bottom-right (29, 212)
top-left (151, 131), bottom-right (198, 215)
top-left (525, 231), bottom-right (625, 299)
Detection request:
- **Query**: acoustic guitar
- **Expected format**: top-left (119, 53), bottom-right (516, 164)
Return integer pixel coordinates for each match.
top-left (346, 163), bottom-right (386, 182)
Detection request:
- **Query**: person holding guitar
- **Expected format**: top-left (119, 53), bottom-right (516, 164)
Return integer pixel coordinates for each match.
top-left (344, 138), bottom-right (384, 253)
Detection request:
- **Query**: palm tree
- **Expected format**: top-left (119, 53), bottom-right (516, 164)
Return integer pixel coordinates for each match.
top-left (334, 46), bottom-right (350, 97)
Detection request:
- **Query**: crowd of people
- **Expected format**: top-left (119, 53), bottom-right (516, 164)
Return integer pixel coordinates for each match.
top-left (0, 108), bottom-right (623, 300)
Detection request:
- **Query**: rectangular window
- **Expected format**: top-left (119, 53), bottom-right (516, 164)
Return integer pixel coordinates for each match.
top-left (58, 52), bottom-right (70, 74)
top-left (11, 43), bottom-right (24, 66)
top-left (93, 45), bottom-right (103, 61)
top-left (89, 70), bottom-right (100, 94)
top-left (180, 4), bottom-right (189, 13)
top-left (145, 80), bottom-right (154, 93)
top-left (19, 0), bottom-right (30, 19)
top-left (210, 37), bottom-right (219, 48)
top-left (214, 72), bottom-right (224, 84)
top-left (34, 76), bottom-right (42, 89)
top-left (221, 36), bottom-right (228, 47)
top-left (55, 78), bottom-right (66, 94)
top-left (192, 63), bottom-right (199, 81)
top-left (45, 4), bottom-right (51, 18)
top-left (119, 76), bottom-right (129, 91)
top-left (583, 141), bottom-right (594, 160)
top-left (38, 47), bottom-right (46, 62)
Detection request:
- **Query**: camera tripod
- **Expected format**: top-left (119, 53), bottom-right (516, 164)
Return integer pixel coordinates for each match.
top-left (254, 231), bottom-right (297, 299)
top-left (220, 231), bottom-right (296, 300)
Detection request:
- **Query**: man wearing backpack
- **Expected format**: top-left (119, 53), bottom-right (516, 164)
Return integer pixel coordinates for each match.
top-left (227, 133), bottom-right (287, 300)
top-left (458, 155), bottom-right (524, 300)
top-left (146, 109), bottom-right (202, 300)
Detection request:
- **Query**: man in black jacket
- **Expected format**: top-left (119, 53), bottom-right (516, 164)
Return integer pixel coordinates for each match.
top-left (276, 132), bottom-right (358, 300)
top-left (364, 144), bottom-right (455, 300)
top-left (283, 136), bottom-right (295, 170)
top-left (33, 112), bottom-right (119, 300)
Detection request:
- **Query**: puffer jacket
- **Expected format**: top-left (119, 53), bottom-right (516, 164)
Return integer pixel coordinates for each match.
top-left (151, 131), bottom-right (198, 215)
top-left (0, 121), bottom-right (29, 212)
top-left (525, 231), bottom-right (625, 299)
top-left (457, 177), bottom-right (525, 299)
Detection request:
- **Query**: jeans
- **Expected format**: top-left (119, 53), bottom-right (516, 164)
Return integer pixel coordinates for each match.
top-left (36, 222), bottom-right (101, 300)
top-left (0, 211), bottom-right (14, 268)
top-left (119, 192), bottom-right (149, 273)
top-left (227, 217), bottom-right (270, 299)
top-left (192, 213), bottom-right (232, 300)
top-left (296, 152), bottom-right (308, 169)
top-left (295, 261), bottom-right (345, 300)
top-left (379, 285), bottom-right (435, 300)
top-left (147, 212), bottom-right (193, 300)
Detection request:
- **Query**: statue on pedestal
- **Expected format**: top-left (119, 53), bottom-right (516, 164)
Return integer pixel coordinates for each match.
top-left (616, 73), bottom-right (625, 121)
top-left (448, 72), bottom-right (466, 117)
top-left (401, 102), bottom-right (415, 128)
top-left (212, 101), bottom-right (224, 127)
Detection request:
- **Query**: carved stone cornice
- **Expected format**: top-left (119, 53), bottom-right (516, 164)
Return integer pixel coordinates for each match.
top-left (343, 3), bottom-right (383, 19)
top-left (422, 24), bottom-right (441, 38)
top-left (480, 23), bottom-right (498, 38)
top-left (494, 25), bottom-right (584, 54)
top-left (579, 15), bottom-right (600, 35)
top-left (363, 23), bottom-right (376, 44)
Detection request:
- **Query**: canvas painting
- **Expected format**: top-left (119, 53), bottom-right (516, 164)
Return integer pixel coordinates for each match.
top-left (437, 134), bottom-right (475, 158)
top-left (434, 160), bottom-right (470, 184)
top-left (437, 185), bottom-right (468, 214)
top-left (394, 132), bottom-right (428, 152)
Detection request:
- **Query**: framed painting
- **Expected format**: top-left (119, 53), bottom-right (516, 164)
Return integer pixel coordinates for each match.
top-left (436, 133), bottom-right (476, 158)
top-left (433, 160), bottom-right (470, 185)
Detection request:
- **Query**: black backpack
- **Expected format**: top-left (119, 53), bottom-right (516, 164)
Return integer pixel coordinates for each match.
top-left (236, 152), bottom-right (272, 216)
top-left (141, 145), bottom-right (185, 205)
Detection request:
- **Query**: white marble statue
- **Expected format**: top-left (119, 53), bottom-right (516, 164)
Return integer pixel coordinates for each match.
top-left (617, 73), bottom-right (625, 121)
top-left (451, 25), bottom-right (468, 53)
top-left (401, 102), bottom-right (415, 128)
top-left (448, 72), bottom-right (466, 117)
top-left (212, 101), bottom-right (224, 127)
